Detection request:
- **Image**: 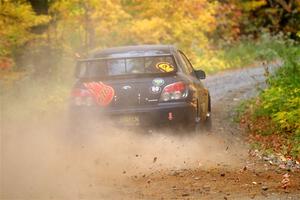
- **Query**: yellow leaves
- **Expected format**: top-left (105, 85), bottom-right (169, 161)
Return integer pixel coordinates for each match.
top-left (122, 0), bottom-right (217, 58)
top-left (0, 1), bottom-right (48, 26)
top-left (0, 0), bottom-right (50, 56)
top-left (194, 50), bottom-right (230, 73)
top-left (51, 0), bottom-right (128, 23)
top-left (273, 108), bottom-right (300, 131)
top-left (129, 17), bottom-right (171, 44)
top-left (92, 1), bottom-right (130, 36)
top-left (49, 0), bottom-right (218, 54)
top-left (50, 0), bottom-right (130, 51)
top-left (242, 0), bottom-right (268, 11)
top-left (1, 0), bottom-right (220, 70)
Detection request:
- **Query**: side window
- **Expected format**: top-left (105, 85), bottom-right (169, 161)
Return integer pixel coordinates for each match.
top-left (179, 51), bottom-right (196, 77)
top-left (177, 52), bottom-right (190, 74)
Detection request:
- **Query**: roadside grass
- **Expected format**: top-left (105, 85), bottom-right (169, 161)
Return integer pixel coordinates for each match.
top-left (233, 99), bottom-right (254, 123)
top-left (238, 38), bottom-right (300, 160)
top-left (195, 32), bottom-right (285, 74)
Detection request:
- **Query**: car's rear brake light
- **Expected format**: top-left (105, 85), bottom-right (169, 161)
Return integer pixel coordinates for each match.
top-left (160, 82), bottom-right (188, 102)
top-left (71, 88), bottom-right (94, 106)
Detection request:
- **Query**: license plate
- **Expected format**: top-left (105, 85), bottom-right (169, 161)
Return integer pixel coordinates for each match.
top-left (118, 115), bottom-right (140, 126)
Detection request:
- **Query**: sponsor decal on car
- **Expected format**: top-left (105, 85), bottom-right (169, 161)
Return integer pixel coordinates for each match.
top-left (152, 78), bottom-right (165, 86)
top-left (122, 85), bottom-right (132, 90)
top-left (84, 82), bottom-right (115, 106)
top-left (150, 86), bottom-right (161, 94)
top-left (155, 62), bottom-right (175, 73)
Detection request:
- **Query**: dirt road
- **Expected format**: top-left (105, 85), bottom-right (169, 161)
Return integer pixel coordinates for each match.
top-left (128, 65), bottom-right (300, 199)
top-left (1, 64), bottom-right (299, 199)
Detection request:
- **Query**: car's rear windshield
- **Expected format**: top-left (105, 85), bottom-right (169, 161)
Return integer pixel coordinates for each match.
top-left (76, 55), bottom-right (177, 78)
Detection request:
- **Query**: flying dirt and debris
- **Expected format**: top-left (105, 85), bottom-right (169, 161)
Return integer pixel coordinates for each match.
top-left (1, 64), bottom-right (300, 200)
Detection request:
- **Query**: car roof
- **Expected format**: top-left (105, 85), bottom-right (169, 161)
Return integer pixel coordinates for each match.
top-left (90, 45), bottom-right (177, 59)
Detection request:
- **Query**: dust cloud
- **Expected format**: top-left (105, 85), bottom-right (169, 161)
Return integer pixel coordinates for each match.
top-left (1, 106), bottom-right (246, 199)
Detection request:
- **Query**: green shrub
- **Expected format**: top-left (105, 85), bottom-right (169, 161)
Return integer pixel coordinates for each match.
top-left (195, 32), bottom-right (288, 74)
top-left (252, 39), bottom-right (300, 158)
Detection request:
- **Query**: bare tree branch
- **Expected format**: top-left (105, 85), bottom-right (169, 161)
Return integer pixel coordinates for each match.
top-left (275, 0), bottom-right (292, 12)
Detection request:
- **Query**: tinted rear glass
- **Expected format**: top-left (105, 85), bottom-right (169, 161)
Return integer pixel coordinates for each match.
top-left (77, 56), bottom-right (176, 77)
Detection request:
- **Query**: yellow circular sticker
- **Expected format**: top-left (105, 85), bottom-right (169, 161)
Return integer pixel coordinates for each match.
top-left (156, 62), bottom-right (175, 73)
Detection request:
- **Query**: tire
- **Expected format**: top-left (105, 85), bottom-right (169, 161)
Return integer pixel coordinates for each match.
top-left (193, 122), bottom-right (201, 134)
top-left (203, 113), bottom-right (212, 131)
top-left (191, 114), bottom-right (211, 134)
top-left (204, 95), bottom-right (212, 131)
top-left (194, 95), bottom-right (212, 133)
top-left (188, 115), bottom-right (201, 134)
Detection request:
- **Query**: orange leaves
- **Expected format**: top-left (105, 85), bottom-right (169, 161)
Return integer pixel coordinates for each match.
top-left (0, 57), bottom-right (13, 70)
top-left (281, 173), bottom-right (290, 189)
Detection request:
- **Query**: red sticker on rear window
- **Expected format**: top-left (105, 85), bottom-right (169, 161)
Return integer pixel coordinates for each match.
top-left (84, 82), bottom-right (115, 106)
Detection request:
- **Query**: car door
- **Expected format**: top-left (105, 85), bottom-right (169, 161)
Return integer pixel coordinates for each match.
top-left (178, 51), bottom-right (209, 121)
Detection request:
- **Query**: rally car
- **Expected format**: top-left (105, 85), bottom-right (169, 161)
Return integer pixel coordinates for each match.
top-left (69, 45), bottom-right (211, 132)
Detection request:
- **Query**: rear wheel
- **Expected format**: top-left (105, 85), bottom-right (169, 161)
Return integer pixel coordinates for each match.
top-left (191, 114), bottom-right (211, 134)
top-left (203, 112), bottom-right (212, 131)
top-left (193, 95), bottom-right (212, 133)
top-left (193, 121), bottom-right (201, 134)
top-left (203, 95), bottom-right (212, 131)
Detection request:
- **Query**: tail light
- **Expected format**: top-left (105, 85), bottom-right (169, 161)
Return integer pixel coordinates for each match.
top-left (160, 82), bottom-right (188, 102)
top-left (71, 88), bottom-right (95, 106)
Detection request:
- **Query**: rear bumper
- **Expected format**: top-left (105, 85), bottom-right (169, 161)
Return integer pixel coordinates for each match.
top-left (69, 102), bottom-right (196, 126)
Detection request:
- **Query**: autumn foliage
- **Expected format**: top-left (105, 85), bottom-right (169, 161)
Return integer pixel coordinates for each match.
top-left (1, 0), bottom-right (299, 74)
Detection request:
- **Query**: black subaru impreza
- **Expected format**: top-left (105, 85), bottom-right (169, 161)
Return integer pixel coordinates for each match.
top-left (70, 45), bottom-right (211, 132)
